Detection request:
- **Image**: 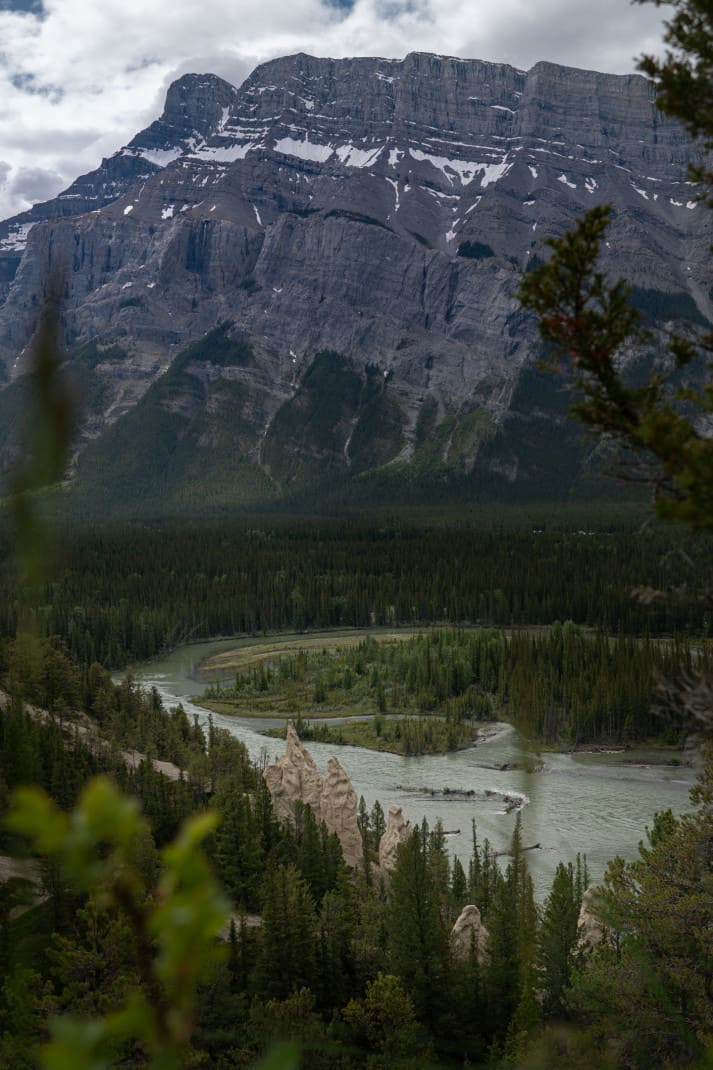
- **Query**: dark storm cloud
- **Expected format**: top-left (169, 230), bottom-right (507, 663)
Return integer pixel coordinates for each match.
top-left (7, 164), bottom-right (64, 201)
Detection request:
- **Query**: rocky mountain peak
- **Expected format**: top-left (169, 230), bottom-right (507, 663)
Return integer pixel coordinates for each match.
top-left (0, 50), bottom-right (710, 511)
top-left (124, 72), bottom-right (239, 164)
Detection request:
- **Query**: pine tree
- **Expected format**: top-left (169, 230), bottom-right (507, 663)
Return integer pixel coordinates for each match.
top-left (484, 816), bottom-right (537, 1043)
top-left (317, 888), bottom-right (354, 1011)
top-left (386, 827), bottom-right (451, 1033)
top-left (567, 755), bottom-right (713, 1067)
top-left (0, 967), bottom-right (47, 1070)
top-left (538, 861), bottom-right (581, 1019)
top-left (212, 779), bottom-right (265, 910)
top-left (450, 855), bottom-right (467, 916)
top-left (257, 863), bottom-right (318, 1000)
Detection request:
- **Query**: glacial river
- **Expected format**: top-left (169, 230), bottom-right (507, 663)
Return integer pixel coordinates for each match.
top-left (128, 633), bottom-right (699, 896)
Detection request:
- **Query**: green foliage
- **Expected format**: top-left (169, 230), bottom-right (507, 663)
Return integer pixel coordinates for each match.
top-left (406, 406), bottom-right (496, 480)
top-left (515, 9), bottom-right (713, 1056)
top-left (3, 518), bottom-right (709, 671)
top-left (257, 863), bottom-right (319, 1000)
top-left (567, 748), bottom-right (713, 1067)
top-left (0, 693), bottom-right (107, 825)
top-left (211, 778), bottom-right (266, 910)
top-left (71, 324), bottom-right (274, 517)
top-left (212, 625), bottom-right (703, 748)
top-left (0, 965), bottom-right (47, 1070)
top-left (346, 386), bottom-right (405, 473)
top-left (386, 827), bottom-right (451, 1031)
top-left (485, 816), bottom-right (538, 1042)
top-left (518, 204), bottom-right (713, 528)
top-left (342, 972), bottom-right (425, 1062)
top-left (210, 628), bottom-right (499, 753)
top-left (5, 777), bottom-right (229, 1070)
top-left (5, 632), bottom-right (81, 714)
top-left (537, 861), bottom-right (583, 1018)
top-left (262, 351), bottom-right (364, 487)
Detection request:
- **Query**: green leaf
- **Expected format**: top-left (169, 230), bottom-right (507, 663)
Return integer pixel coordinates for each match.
top-left (252, 1041), bottom-right (301, 1070)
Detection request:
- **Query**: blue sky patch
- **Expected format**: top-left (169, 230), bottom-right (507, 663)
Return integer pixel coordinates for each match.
top-left (0, 0), bottom-right (45, 12)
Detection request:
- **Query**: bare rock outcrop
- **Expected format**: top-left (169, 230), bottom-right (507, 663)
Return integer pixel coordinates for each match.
top-left (377, 804), bottom-right (414, 877)
top-left (263, 721), bottom-right (363, 869)
top-left (451, 904), bottom-right (489, 964)
top-left (321, 756), bottom-right (363, 870)
top-left (263, 720), bottom-right (324, 825)
top-left (577, 885), bottom-right (608, 949)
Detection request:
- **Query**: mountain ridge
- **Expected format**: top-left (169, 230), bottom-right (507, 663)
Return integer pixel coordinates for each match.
top-left (0, 51), bottom-right (708, 512)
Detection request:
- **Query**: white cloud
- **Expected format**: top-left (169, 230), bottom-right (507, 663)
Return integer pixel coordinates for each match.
top-left (0, 0), bottom-right (669, 221)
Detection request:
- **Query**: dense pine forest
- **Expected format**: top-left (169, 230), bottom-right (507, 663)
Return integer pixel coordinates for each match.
top-left (0, 639), bottom-right (709, 1069)
top-left (0, 640), bottom-right (710, 1069)
top-left (1, 515), bottom-right (712, 668)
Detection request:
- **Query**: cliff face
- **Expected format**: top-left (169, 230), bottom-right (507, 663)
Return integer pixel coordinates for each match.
top-left (0, 52), bottom-right (708, 507)
top-left (0, 74), bottom-right (238, 307)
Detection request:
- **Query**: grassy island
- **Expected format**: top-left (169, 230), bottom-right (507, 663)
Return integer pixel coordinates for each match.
top-left (198, 629), bottom-right (492, 754)
top-left (196, 624), bottom-right (701, 755)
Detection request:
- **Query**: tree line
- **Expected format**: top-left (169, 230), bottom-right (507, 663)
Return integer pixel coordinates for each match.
top-left (1, 518), bottom-right (712, 668)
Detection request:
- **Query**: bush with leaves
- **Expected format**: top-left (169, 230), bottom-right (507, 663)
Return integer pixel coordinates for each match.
top-left (5, 776), bottom-right (229, 1070)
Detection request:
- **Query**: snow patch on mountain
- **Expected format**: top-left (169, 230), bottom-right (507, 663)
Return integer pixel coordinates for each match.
top-left (135, 148), bottom-right (183, 168)
top-left (408, 148), bottom-right (512, 187)
top-left (0, 222), bottom-right (33, 251)
top-left (335, 143), bottom-right (383, 167)
top-left (274, 136), bottom-right (334, 163)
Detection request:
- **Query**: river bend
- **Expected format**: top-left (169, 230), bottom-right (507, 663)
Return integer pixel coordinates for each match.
top-left (128, 634), bottom-right (697, 896)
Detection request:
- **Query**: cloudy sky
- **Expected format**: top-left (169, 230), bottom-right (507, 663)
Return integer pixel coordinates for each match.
top-left (0, 0), bottom-right (669, 222)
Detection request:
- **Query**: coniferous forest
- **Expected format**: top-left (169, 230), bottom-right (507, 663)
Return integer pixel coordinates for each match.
top-left (0, 506), bottom-right (711, 1070)
top-left (203, 625), bottom-right (704, 752)
top-left (1, 515), bottom-right (712, 667)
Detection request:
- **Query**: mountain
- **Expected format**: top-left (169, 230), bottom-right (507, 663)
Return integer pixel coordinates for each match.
top-left (0, 52), bottom-right (708, 514)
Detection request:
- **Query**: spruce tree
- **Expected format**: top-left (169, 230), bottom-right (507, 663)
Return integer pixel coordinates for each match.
top-left (257, 863), bottom-right (319, 1001)
top-left (385, 827), bottom-right (451, 1034)
top-left (538, 861), bottom-right (581, 1019)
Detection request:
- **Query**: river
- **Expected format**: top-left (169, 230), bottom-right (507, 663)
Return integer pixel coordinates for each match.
top-left (127, 634), bottom-right (699, 896)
